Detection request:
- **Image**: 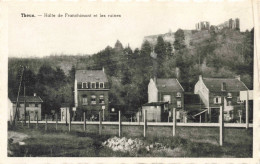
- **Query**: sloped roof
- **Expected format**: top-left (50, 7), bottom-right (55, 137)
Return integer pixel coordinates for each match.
top-left (202, 78), bottom-right (248, 92)
top-left (10, 96), bottom-right (43, 103)
top-left (156, 78), bottom-right (184, 92)
top-left (75, 70), bottom-right (108, 82)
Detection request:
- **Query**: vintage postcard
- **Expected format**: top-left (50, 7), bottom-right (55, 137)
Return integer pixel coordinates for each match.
top-left (0, 0), bottom-right (259, 163)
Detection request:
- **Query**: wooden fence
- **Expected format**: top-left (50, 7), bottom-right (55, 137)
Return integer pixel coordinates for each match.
top-left (19, 107), bottom-right (253, 146)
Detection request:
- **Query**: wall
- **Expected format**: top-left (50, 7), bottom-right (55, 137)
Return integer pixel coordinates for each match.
top-left (194, 78), bottom-right (209, 107)
top-left (148, 79), bottom-right (158, 103)
top-left (142, 106), bottom-right (161, 122)
top-left (12, 103), bottom-right (42, 121)
top-left (158, 91), bottom-right (184, 110)
top-left (77, 90), bottom-right (109, 120)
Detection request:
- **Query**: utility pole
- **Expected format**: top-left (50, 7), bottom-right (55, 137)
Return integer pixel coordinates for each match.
top-left (24, 71), bottom-right (27, 125)
top-left (13, 66), bottom-right (24, 125)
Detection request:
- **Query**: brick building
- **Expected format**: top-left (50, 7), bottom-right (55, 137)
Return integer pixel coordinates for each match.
top-left (194, 75), bottom-right (248, 122)
top-left (74, 68), bottom-right (110, 120)
top-left (145, 78), bottom-right (185, 122)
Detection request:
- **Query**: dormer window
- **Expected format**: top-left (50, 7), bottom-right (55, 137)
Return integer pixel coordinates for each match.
top-left (221, 82), bottom-right (226, 91)
top-left (100, 82), bottom-right (104, 88)
top-left (82, 82), bottom-right (87, 89)
top-left (227, 93), bottom-right (232, 98)
top-left (176, 92), bottom-right (181, 97)
top-left (91, 82), bottom-right (96, 89)
top-left (77, 83), bottom-right (82, 89)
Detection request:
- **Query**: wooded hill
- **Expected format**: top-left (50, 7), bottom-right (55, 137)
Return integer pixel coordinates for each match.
top-left (8, 28), bottom-right (254, 115)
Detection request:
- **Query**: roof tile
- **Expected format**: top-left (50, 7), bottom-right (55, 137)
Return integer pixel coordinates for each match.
top-left (156, 78), bottom-right (184, 92)
top-left (203, 78), bottom-right (248, 92)
top-left (75, 70), bottom-right (108, 82)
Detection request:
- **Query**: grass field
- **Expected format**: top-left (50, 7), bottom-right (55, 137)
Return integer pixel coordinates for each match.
top-left (8, 123), bottom-right (253, 157)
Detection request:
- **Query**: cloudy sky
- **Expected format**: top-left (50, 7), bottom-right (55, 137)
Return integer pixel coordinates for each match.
top-left (8, 0), bottom-right (254, 58)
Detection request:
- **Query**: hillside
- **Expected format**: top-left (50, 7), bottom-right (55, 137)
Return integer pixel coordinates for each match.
top-left (8, 27), bottom-right (254, 115)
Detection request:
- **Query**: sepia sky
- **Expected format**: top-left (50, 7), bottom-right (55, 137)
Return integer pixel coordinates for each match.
top-left (8, 0), bottom-right (254, 58)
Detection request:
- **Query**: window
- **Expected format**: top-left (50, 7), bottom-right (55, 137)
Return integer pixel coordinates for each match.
top-left (87, 82), bottom-right (91, 89)
top-left (100, 82), bottom-right (104, 88)
top-left (77, 83), bottom-right (82, 89)
top-left (163, 95), bottom-right (171, 103)
top-left (91, 95), bottom-right (96, 104)
top-left (96, 82), bottom-right (99, 89)
top-left (177, 101), bottom-right (181, 108)
top-left (214, 96), bottom-right (221, 104)
top-left (82, 96), bottom-right (88, 105)
top-left (227, 101), bottom-right (232, 106)
top-left (82, 82), bottom-right (87, 88)
top-left (99, 95), bottom-right (104, 104)
top-left (227, 93), bottom-right (232, 98)
top-left (176, 92), bottom-right (181, 97)
top-left (91, 82), bottom-right (96, 89)
top-left (35, 103), bottom-right (38, 107)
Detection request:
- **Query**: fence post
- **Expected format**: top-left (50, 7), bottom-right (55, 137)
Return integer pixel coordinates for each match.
top-left (173, 108), bottom-right (176, 137)
top-left (219, 106), bottom-right (224, 146)
top-left (144, 110), bottom-right (147, 138)
top-left (245, 91), bottom-right (249, 129)
top-left (28, 114), bottom-right (30, 128)
top-left (55, 113), bottom-right (58, 131)
top-left (45, 114), bottom-right (47, 131)
top-left (83, 112), bottom-right (86, 131)
top-left (36, 114), bottom-right (38, 129)
top-left (99, 111), bottom-right (102, 135)
top-left (69, 112), bottom-right (71, 132)
top-left (119, 110), bottom-right (121, 137)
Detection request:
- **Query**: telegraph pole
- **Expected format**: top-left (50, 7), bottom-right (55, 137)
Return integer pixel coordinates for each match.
top-left (13, 66), bottom-right (24, 125)
top-left (23, 68), bottom-right (27, 125)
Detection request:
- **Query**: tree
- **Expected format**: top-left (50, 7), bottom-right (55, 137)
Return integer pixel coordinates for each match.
top-left (173, 29), bottom-right (186, 51)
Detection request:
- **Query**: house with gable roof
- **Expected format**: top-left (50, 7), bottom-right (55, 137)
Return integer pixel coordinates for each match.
top-left (74, 68), bottom-right (110, 120)
top-left (194, 75), bottom-right (249, 122)
top-left (142, 78), bottom-right (184, 122)
top-left (10, 93), bottom-right (43, 121)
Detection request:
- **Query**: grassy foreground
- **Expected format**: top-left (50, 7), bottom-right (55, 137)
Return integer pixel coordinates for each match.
top-left (8, 124), bottom-right (252, 157)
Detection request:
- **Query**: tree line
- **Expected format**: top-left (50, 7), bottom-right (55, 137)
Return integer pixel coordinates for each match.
top-left (8, 27), bottom-right (254, 116)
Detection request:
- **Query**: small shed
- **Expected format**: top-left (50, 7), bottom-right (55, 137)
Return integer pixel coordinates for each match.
top-left (60, 103), bottom-right (71, 122)
top-left (142, 102), bottom-right (169, 122)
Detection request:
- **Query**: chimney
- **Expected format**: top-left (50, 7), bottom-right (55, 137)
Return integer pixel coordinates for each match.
top-left (34, 93), bottom-right (37, 97)
top-left (153, 76), bottom-right (157, 84)
top-left (199, 75), bottom-right (202, 81)
top-left (235, 75), bottom-right (240, 81)
top-left (102, 67), bottom-right (105, 73)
